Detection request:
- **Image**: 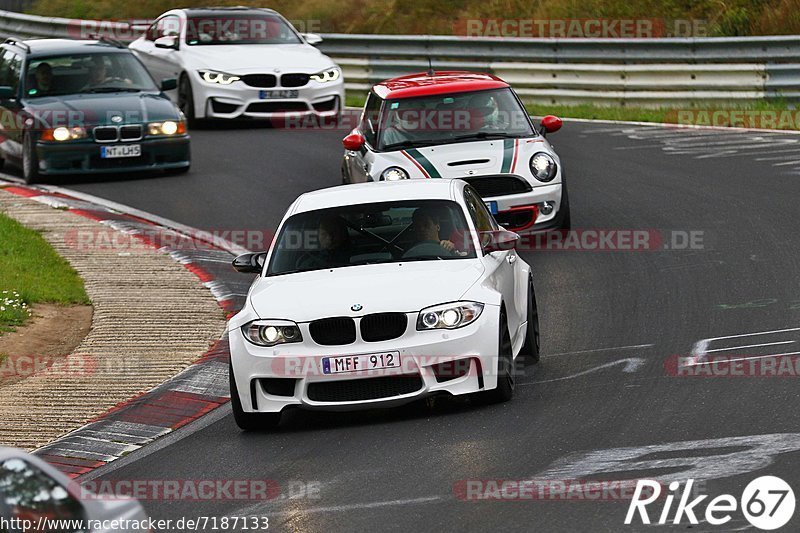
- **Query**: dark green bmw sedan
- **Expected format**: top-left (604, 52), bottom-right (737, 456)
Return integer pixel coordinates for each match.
top-left (0, 38), bottom-right (190, 183)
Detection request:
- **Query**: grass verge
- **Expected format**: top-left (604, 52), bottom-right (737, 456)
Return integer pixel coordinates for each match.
top-left (0, 211), bottom-right (90, 333)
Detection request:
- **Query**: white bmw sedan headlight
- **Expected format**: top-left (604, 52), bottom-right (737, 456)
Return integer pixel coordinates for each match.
top-left (198, 70), bottom-right (241, 85)
top-left (310, 67), bottom-right (340, 83)
top-left (242, 320), bottom-right (302, 346)
top-left (417, 302), bottom-right (485, 330)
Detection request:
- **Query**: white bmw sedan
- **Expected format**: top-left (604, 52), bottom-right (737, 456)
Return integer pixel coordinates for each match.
top-left (129, 7), bottom-right (344, 123)
top-left (228, 180), bottom-right (540, 430)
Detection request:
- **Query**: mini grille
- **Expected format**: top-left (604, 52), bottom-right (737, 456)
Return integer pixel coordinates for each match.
top-left (461, 175), bottom-right (532, 198)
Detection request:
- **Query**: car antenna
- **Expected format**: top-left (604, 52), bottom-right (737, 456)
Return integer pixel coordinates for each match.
top-left (426, 56), bottom-right (435, 76)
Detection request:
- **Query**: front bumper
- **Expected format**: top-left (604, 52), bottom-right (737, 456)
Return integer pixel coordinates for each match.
top-left (229, 308), bottom-right (503, 413)
top-left (193, 75), bottom-right (344, 120)
top-left (485, 183), bottom-right (563, 234)
top-left (36, 136), bottom-right (190, 175)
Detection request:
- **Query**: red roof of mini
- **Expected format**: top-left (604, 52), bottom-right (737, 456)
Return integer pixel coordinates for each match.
top-left (372, 71), bottom-right (510, 100)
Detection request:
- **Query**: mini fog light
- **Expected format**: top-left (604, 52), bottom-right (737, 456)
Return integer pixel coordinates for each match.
top-left (540, 201), bottom-right (554, 215)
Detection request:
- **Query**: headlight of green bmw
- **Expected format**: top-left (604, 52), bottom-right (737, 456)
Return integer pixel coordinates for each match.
top-left (417, 302), bottom-right (485, 331)
top-left (147, 120), bottom-right (186, 136)
top-left (310, 67), bottom-right (341, 83)
top-left (242, 320), bottom-right (303, 347)
top-left (198, 70), bottom-right (240, 85)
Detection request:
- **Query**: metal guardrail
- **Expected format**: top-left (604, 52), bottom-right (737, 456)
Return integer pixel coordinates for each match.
top-left (1, 9), bottom-right (799, 106)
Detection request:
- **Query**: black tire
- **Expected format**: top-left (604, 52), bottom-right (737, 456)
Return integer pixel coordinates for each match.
top-left (519, 278), bottom-right (541, 365)
top-left (22, 132), bottom-right (40, 185)
top-left (558, 178), bottom-right (571, 230)
top-left (230, 364), bottom-right (281, 431)
top-left (484, 309), bottom-right (515, 403)
top-left (178, 74), bottom-right (197, 126)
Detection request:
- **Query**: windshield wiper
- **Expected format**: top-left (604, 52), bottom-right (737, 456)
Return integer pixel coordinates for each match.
top-left (81, 87), bottom-right (142, 94)
top-left (380, 139), bottom-right (440, 151)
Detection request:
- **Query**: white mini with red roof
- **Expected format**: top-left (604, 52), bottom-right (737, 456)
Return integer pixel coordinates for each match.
top-left (341, 71), bottom-right (570, 233)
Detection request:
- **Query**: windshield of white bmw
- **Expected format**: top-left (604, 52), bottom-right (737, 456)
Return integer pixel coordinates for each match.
top-left (25, 53), bottom-right (158, 97)
top-left (185, 14), bottom-right (303, 45)
top-left (378, 88), bottom-right (534, 151)
top-left (267, 200), bottom-right (478, 276)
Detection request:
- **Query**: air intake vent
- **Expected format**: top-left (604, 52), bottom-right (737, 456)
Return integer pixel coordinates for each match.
top-left (307, 375), bottom-right (423, 402)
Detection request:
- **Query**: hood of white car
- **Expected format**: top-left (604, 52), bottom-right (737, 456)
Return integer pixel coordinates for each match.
top-left (183, 43), bottom-right (335, 73)
top-left (249, 260), bottom-right (485, 322)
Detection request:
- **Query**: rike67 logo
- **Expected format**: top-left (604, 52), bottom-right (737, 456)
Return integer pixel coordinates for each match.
top-left (625, 476), bottom-right (795, 530)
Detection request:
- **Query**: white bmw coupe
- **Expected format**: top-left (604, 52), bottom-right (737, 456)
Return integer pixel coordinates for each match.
top-left (228, 180), bottom-right (540, 430)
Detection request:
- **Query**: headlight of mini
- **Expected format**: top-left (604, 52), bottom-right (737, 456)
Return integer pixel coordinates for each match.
top-left (198, 70), bottom-right (240, 85)
top-left (310, 67), bottom-right (340, 83)
top-left (416, 302), bottom-right (484, 331)
top-left (380, 167), bottom-right (409, 181)
top-left (147, 120), bottom-right (186, 136)
top-left (529, 152), bottom-right (557, 182)
top-left (242, 320), bottom-right (303, 347)
top-left (42, 126), bottom-right (87, 142)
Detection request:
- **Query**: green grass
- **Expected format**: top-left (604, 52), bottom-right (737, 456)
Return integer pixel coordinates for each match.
top-left (0, 211), bottom-right (89, 333)
top-left (26, 0), bottom-right (800, 36)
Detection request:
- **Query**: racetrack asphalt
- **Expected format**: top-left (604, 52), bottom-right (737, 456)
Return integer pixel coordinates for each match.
top-left (11, 119), bottom-right (800, 531)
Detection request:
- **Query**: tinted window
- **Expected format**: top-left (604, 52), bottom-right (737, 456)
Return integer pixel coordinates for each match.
top-left (361, 93), bottom-right (382, 147)
top-left (0, 50), bottom-right (21, 92)
top-left (25, 53), bottom-right (157, 97)
top-left (464, 186), bottom-right (497, 232)
top-left (0, 458), bottom-right (86, 532)
top-left (378, 88), bottom-right (533, 151)
top-left (267, 200), bottom-right (476, 276)
top-left (146, 15), bottom-right (181, 41)
top-left (185, 14), bottom-right (302, 45)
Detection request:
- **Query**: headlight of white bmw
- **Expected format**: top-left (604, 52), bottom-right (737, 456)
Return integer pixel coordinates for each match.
top-left (242, 320), bottom-right (303, 347)
top-left (417, 302), bottom-right (485, 331)
top-left (529, 152), bottom-right (558, 182)
top-left (310, 67), bottom-right (341, 83)
top-left (198, 70), bottom-right (240, 85)
top-left (380, 167), bottom-right (409, 181)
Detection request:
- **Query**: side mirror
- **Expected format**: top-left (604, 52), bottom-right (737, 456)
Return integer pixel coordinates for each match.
top-left (302, 33), bottom-right (323, 45)
top-left (342, 132), bottom-right (366, 151)
top-left (540, 115), bottom-right (562, 134)
top-left (160, 78), bottom-right (177, 91)
top-left (154, 35), bottom-right (178, 49)
top-left (0, 86), bottom-right (15, 98)
top-left (232, 252), bottom-right (267, 274)
top-left (480, 230), bottom-right (520, 254)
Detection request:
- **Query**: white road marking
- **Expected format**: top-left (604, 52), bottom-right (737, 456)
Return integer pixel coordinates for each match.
top-left (686, 326), bottom-right (800, 365)
top-left (233, 495), bottom-right (443, 519)
top-left (705, 340), bottom-right (795, 353)
top-left (521, 357), bottom-right (645, 385)
top-left (542, 343), bottom-right (654, 358)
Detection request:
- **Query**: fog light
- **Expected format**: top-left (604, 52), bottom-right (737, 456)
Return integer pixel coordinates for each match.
top-left (540, 201), bottom-right (554, 215)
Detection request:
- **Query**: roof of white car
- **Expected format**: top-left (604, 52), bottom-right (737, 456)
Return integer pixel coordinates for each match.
top-left (292, 180), bottom-right (461, 214)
